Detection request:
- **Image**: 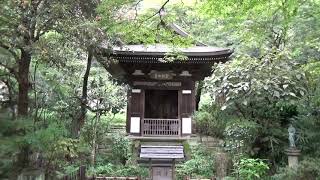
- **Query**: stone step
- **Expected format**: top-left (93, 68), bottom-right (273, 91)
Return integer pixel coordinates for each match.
top-left (203, 141), bottom-right (222, 147)
top-left (141, 141), bottom-right (182, 146)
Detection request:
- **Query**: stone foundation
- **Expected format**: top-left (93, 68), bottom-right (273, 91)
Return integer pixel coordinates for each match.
top-left (285, 148), bottom-right (301, 170)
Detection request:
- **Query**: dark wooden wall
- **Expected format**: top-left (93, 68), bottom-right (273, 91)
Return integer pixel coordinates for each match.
top-left (126, 89), bottom-right (144, 134)
top-left (126, 80), bottom-right (195, 135)
top-left (144, 90), bottom-right (178, 119)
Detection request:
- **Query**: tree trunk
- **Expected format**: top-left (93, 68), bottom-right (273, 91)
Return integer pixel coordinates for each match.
top-left (91, 112), bottom-right (99, 165)
top-left (90, 135), bottom-right (96, 165)
top-left (17, 50), bottom-right (31, 117)
top-left (72, 49), bottom-right (93, 137)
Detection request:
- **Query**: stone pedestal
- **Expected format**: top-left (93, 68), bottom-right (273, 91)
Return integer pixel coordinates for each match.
top-left (285, 148), bottom-right (301, 170)
top-left (215, 152), bottom-right (230, 179)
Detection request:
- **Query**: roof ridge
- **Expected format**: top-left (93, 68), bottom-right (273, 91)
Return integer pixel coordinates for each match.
top-left (168, 23), bottom-right (207, 46)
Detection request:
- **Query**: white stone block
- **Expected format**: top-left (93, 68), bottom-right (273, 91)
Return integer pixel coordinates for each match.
top-left (132, 89), bottom-right (141, 93)
top-left (130, 117), bottom-right (140, 133)
top-left (182, 117), bottom-right (192, 134)
top-left (182, 90), bottom-right (192, 94)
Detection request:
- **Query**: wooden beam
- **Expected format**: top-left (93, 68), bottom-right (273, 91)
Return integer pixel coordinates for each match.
top-left (172, 159), bottom-right (176, 180)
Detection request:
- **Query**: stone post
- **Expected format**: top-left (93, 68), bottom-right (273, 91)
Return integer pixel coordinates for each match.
top-left (285, 148), bottom-right (301, 170)
top-left (215, 152), bottom-right (230, 179)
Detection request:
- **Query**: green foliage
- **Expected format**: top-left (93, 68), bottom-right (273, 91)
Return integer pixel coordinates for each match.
top-left (0, 117), bottom-right (33, 177)
top-left (271, 157), bottom-right (320, 180)
top-left (224, 119), bottom-right (259, 153)
top-left (24, 121), bottom-right (83, 172)
top-left (52, 138), bottom-right (80, 159)
top-left (201, 0), bottom-right (317, 53)
top-left (205, 55), bottom-right (306, 113)
top-left (97, 1), bottom-right (195, 47)
top-left (234, 157), bottom-right (269, 180)
top-left (110, 133), bottom-right (131, 165)
top-left (176, 145), bottom-right (215, 178)
top-left (0, 116), bottom-right (83, 177)
top-left (87, 68), bottom-right (127, 114)
top-left (204, 53), bottom-right (307, 164)
top-left (87, 163), bottom-right (149, 177)
top-left (25, 123), bottom-right (68, 151)
top-left (0, 0), bottom-right (320, 178)
top-left (193, 110), bottom-right (225, 138)
top-left (293, 112), bottom-right (320, 157)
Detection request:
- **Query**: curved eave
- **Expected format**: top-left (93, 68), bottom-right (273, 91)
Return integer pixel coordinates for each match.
top-left (112, 54), bottom-right (231, 64)
top-left (109, 51), bottom-right (233, 65)
top-left (112, 49), bottom-right (233, 57)
top-left (111, 44), bottom-right (233, 57)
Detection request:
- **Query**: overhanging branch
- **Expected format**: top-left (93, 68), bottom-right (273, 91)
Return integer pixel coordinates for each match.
top-left (74, 96), bottom-right (110, 114)
top-left (137, 0), bottom-right (170, 26)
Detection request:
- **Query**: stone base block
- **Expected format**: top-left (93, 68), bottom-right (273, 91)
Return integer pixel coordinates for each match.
top-left (285, 148), bottom-right (301, 170)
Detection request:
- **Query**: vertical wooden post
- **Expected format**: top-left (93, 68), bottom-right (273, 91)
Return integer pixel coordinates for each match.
top-left (178, 90), bottom-right (182, 136)
top-left (172, 159), bottom-right (176, 180)
top-left (141, 89), bottom-right (145, 137)
top-left (79, 165), bottom-right (86, 180)
top-left (149, 158), bottom-right (152, 179)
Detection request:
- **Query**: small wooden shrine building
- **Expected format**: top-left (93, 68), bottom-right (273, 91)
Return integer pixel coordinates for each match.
top-left (100, 25), bottom-right (232, 180)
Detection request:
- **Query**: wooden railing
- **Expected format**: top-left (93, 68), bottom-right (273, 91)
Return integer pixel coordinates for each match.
top-left (92, 177), bottom-right (140, 180)
top-left (61, 166), bottom-right (140, 180)
top-left (62, 166), bottom-right (86, 180)
top-left (143, 118), bottom-right (180, 136)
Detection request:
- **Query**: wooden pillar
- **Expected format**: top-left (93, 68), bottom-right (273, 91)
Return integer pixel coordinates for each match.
top-left (149, 158), bottom-right (152, 179)
top-left (79, 165), bottom-right (86, 180)
top-left (172, 159), bottom-right (176, 180)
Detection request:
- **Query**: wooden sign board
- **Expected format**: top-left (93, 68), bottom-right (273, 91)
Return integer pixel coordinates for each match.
top-left (133, 81), bottom-right (181, 87)
top-left (149, 71), bottom-right (175, 80)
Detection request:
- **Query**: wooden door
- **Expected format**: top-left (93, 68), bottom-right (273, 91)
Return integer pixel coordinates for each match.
top-left (152, 167), bottom-right (172, 180)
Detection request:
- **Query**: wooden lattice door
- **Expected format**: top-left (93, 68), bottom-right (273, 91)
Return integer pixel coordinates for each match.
top-left (152, 167), bottom-right (172, 180)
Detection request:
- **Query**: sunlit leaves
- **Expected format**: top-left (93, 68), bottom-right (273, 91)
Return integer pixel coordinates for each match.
top-left (235, 158), bottom-right (269, 180)
top-left (97, 1), bottom-right (194, 47)
top-left (205, 54), bottom-right (307, 111)
top-left (176, 145), bottom-right (215, 178)
top-left (201, 0), bottom-right (318, 55)
top-left (224, 119), bottom-right (259, 152)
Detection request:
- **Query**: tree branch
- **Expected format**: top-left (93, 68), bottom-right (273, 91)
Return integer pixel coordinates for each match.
top-left (74, 96), bottom-right (109, 114)
top-left (137, 0), bottom-right (170, 26)
top-left (235, 102), bottom-right (247, 118)
top-left (133, 0), bottom-right (143, 20)
top-left (35, 18), bottom-right (55, 40)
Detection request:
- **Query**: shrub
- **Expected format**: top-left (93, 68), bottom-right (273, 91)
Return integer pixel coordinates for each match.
top-left (271, 157), bottom-right (320, 180)
top-left (234, 158), bottom-right (269, 180)
top-left (224, 119), bottom-right (259, 154)
top-left (110, 133), bottom-right (131, 165)
top-left (193, 110), bottom-right (225, 138)
top-left (87, 163), bottom-right (149, 177)
top-left (176, 145), bottom-right (215, 179)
